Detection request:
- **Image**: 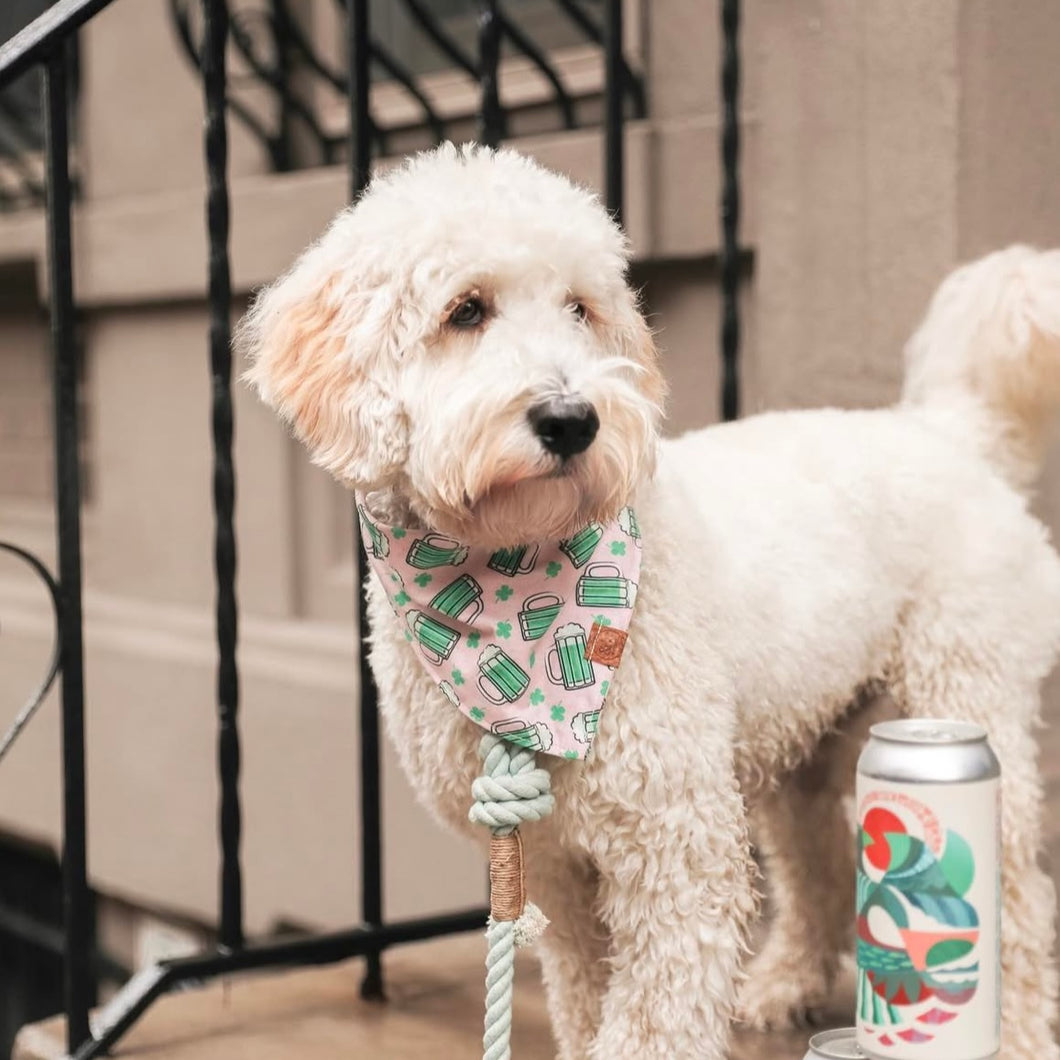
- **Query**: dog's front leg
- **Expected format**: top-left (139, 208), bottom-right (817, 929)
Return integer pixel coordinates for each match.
top-left (529, 842), bottom-right (610, 1059)
top-left (583, 730), bottom-right (758, 1060)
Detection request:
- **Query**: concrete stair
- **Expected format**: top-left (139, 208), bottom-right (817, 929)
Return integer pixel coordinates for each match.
top-left (13, 934), bottom-right (848, 1060)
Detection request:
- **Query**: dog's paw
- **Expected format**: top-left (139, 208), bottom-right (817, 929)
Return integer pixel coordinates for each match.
top-left (736, 952), bottom-right (830, 1033)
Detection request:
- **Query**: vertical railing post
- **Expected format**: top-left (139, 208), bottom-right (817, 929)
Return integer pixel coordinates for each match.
top-left (477, 0), bottom-right (503, 148)
top-left (719, 0), bottom-right (741, 422)
top-left (346, 0), bottom-right (385, 1003)
top-left (201, 0), bottom-right (243, 953)
top-left (603, 0), bottom-right (624, 224)
top-left (42, 40), bottom-right (92, 1053)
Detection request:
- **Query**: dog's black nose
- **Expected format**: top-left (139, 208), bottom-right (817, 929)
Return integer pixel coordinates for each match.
top-left (528, 399), bottom-right (600, 458)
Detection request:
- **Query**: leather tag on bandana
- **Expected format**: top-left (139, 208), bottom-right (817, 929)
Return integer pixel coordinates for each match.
top-left (586, 622), bottom-right (628, 668)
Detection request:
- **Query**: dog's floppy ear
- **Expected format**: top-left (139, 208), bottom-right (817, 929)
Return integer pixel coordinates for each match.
top-left (239, 215), bottom-right (409, 487)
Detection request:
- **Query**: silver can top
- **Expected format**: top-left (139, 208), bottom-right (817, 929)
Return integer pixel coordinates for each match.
top-left (805, 1027), bottom-right (864, 1058)
top-left (870, 718), bottom-right (987, 745)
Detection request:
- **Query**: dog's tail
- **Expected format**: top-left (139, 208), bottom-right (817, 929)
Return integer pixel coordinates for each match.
top-left (902, 245), bottom-right (1060, 491)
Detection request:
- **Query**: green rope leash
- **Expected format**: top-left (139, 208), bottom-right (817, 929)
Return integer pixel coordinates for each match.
top-left (469, 734), bottom-right (555, 1060)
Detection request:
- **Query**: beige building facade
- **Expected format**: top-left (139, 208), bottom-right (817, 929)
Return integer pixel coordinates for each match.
top-left (1, 0), bottom-right (1059, 971)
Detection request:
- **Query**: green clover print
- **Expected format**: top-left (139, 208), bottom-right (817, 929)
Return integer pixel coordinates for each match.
top-left (394, 591), bottom-right (411, 606)
top-left (495, 585), bottom-right (514, 602)
top-left (530, 688), bottom-right (545, 705)
top-left (466, 632), bottom-right (481, 649)
top-left (451, 669), bottom-right (466, 686)
top-left (414, 573), bottom-right (433, 587)
top-left (593, 615), bottom-right (612, 627)
top-left (496, 621), bottom-right (513, 639)
top-left (610, 541), bottom-right (626, 556)
top-left (550, 704), bottom-right (566, 721)
top-left (564, 750), bottom-right (579, 759)
top-left (391, 527), bottom-right (407, 539)
top-left (546, 561), bottom-right (562, 578)
top-left (470, 707), bottom-right (485, 721)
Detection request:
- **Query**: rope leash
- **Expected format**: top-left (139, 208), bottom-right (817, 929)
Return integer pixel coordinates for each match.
top-left (469, 734), bottom-right (555, 1060)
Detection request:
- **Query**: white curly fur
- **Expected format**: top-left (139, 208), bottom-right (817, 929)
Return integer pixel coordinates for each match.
top-left (242, 144), bottom-right (1060, 1059)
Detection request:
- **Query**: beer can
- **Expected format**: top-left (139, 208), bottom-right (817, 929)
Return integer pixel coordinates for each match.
top-left (804, 1028), bottom-right (863, 1058)
top-left (856, 719), bottom-right (1000, 1060)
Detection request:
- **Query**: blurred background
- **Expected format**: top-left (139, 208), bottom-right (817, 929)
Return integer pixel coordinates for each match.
top-left (0, 1), bottom-right (1058, 1057)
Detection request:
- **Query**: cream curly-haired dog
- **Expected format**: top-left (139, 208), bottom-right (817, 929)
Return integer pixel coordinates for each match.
top-left (242, 143), bottom-right (1060, 1059)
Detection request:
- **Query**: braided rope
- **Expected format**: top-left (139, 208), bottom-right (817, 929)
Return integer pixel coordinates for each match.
top-left (470, 734), bottom-right (555, 1060)
top-left (483, 919), bottom-right (515, 1060)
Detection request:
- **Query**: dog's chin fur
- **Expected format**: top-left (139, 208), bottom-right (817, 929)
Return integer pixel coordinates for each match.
top-left (419, 470), bottom-right (626, 548)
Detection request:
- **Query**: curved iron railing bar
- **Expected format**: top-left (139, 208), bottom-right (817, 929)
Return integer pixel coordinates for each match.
top-left (553, 0), bottom-right (646, 117)
top-left (495, 9), bottom-right (576, 129)
top-left (401, 0), bottom-right (478, 80)
top-left (168, 0), bottom-right (286, 171)
top-left (0, 542), bottom-right (62, 765)
top-left (273, 0), bottom-right (345, 95)
top-left (368, 42), bottom-right (446, 142)
top-left (329, 1), bottom-right (445, 145)
top-left (262, 2), bottom-right (385, 158)
top-left (226, 6), bottom-right (339, 164)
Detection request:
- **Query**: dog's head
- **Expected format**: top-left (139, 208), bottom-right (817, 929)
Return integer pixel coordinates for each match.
top-left (240, 143), bottom-right (665, 546)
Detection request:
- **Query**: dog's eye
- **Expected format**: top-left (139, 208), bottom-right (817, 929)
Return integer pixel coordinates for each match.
top-left (569, 300), bottom-right (588, 322)
top-left (450, 297), bottom-right (485, 328)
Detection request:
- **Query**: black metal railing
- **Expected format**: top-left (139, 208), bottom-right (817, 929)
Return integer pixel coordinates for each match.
top-left (0, 0), bottom-right (687, 1056)
top-left (166, 0), bottom-right (646, 173)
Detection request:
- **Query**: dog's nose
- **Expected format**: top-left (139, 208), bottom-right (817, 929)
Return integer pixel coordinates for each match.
top-left (528, 399), bottom-right (600, 458)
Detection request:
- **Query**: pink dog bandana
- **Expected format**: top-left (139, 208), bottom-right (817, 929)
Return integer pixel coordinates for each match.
top-left (356, 499), bottom-right (642, 759)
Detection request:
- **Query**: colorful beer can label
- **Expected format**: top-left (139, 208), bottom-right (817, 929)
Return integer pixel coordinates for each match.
top-left (856, 777), bottom-right (1000, 1059)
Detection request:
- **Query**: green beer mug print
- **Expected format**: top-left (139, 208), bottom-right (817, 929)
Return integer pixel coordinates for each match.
top-left (487, 543), bottom-right (540, 577)
top-left (517, 592), bottom-right (564, 641)
top-left (559, 523), bottom-right (604, 568)
top-left (492, 718), bottom-right (554, 753)
top-left (429, 574), bottom-right (484, 622)
top-left (618, 506), bottom-right (641, 547)
top-left (357, 504), bottom-right (390, 559)
top-left (572, 709), bottom-right (601, 744)
top-left (575, 563), bottom-right (638, 608)
top-left (546, 622), bottom-right (596, 690)
top-left (406, 533), bottom-right (469, 569)
top-left (407, 609), bottom-right (461, 664)
top-left (477, 644), bottom-right (531, 704)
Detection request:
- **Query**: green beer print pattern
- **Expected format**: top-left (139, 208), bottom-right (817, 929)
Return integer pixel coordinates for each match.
top-left (518, 593), bottom-right (564, 640)
top-left (406, 533), bottom-right (470, 569)
top-left (430, 574), bottom-right (484, 621)
top-left (354, 493), bottom-right (643, 759)
top-left (487, 543), bottom-right (539, 577)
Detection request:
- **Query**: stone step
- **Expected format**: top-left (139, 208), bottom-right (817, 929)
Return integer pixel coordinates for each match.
top-left (14, 933), bottom-right (840, 1059)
